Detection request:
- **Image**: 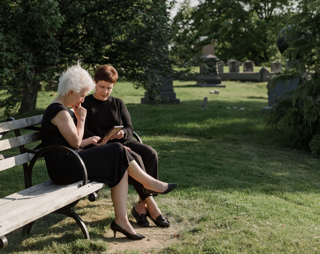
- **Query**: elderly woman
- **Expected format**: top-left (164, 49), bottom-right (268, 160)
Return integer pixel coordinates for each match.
top-left (41, 63), bottom-right (177, 240)
top-left (82, 65), bottom-right (170, 228)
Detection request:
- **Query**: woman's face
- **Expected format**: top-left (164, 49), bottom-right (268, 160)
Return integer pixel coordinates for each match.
top-left (94, 80), bottom-right (114, 101)
top-left (69, 86), bottom-right (90, 107)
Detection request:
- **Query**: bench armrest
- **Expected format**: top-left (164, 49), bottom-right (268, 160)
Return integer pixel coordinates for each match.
top-left (27, 145), bottom-right (88, 188)
top-left (133, 131), bottom-right (143, 143)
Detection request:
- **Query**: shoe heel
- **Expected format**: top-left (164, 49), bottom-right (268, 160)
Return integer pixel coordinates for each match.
top-left (113, 230), bottom-right (116, 238)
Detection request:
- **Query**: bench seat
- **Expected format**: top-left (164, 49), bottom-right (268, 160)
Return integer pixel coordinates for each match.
top-left (0, 180), bottom-right (105, 238)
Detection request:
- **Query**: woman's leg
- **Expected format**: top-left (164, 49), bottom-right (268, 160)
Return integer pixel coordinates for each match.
top-left (111, 170), bottom-right (136, 235)
top-left (134, 196), bottom-right (161, 218)
top-left (127, 160), bottom-right (168, 193)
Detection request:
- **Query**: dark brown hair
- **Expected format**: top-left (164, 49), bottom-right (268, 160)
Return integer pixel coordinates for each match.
top-left (94, 65), bottom-right (118, 84)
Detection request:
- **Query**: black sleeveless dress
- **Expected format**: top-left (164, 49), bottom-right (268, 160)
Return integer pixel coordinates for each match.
top-left (40, 103), bottom-right (134, 186)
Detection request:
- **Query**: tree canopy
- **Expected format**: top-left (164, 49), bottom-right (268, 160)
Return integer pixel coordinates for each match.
top-left (171, 0), bottom-right (298, 65)
top-left (0, 0), bottom-right (176, 115)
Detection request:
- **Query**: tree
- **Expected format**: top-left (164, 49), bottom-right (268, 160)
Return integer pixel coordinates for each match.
top-left (0, 0), bottom-right (176, 115)
top-left (267, 0), bottom-right (320, 155)
top-left (171, 0), bottom-right (298, 65)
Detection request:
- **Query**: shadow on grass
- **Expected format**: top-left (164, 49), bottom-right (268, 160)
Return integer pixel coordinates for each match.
top-left (243, 96), bottom-right (268, 100)
top-left (127, 99), bottom-right (280, 147)
top-left (145, 136), bottom-right (320, 195)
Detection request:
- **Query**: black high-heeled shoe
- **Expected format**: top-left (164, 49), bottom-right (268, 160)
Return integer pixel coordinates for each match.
top-left (131, 206), bottom-right (149, 227)
top-left (142, 183), bottom-right (178, 195)
top-left (147, 211), bottom-right (170, 228)
top-left (110, 221), bottom-right (145, 240)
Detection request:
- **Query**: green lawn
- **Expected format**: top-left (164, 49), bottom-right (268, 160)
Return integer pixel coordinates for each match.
top-left (1, 81), bottom-right (320, 253)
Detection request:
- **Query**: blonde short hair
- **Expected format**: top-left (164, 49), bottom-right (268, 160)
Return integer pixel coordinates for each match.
top-left (58, 62), bottom-right (95, 96)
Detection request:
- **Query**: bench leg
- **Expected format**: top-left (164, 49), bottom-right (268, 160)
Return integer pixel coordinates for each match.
top-left (69, 211), bottom-right (90, 240)
top-left (0, 236), bottom-right (8, 249)
top-left (55, 204), bottom-right (90, 240)
top-left (22, 222), bottom-right (34, 236)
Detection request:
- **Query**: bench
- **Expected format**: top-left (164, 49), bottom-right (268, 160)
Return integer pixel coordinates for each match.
top-left (0, 115), bottom-right (106, 249)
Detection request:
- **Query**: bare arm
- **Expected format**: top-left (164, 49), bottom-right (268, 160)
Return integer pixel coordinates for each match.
top-left (51, 104), bottom-right (86, 148)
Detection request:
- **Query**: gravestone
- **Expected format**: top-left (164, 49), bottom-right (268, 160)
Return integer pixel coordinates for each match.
top-left (271, 62), bottom-right (282, 73)
top-left (218, 61), bottom-right (224, 73)
top-left (201, 97), bottom-right (208, 108)
top-left (259, 67), bottom-right (271, 82)
top-left (243, 60), bottom-right (254, 72)
top-left (141, 71), bottom-right (180, 104)
top-left (229, 60), bottom-right (240, 72)
top-left (261, 62), bottom-right (299, 113)
top-left (195, 54), bottom-right (225, 87)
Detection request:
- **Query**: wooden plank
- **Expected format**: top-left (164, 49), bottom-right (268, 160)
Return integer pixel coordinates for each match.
top-left (0, 181), bottom-right (105, 236)
top-left (0, 181), bottom-right (104, 216)
top-left (0, 132), bottom-right (41, 152)
top-left (0, 181), bottom-right (84, 214)
top-left (0, 153), bottom-right (36, 172)
top-left (0, 180), bottom-right (52, 207)
top-left (0, 115), bottom-right (42, 134)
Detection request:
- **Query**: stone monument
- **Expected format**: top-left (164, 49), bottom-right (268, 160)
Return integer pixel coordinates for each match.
top-left (261, 28), bottom-right (300, 113)
top-left (243, 60), bottom-right (254, 72)
top-left (271, 62), bottom-right (282, 73)
top-left (228, 60), bottom-right (240, 72)
top-left (195, 54), bottom-right (225, 87)
top-left (141, 71), bottom-right (180, 104)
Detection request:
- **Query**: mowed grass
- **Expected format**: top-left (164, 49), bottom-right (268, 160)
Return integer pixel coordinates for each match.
top-left (1, 80), bottom-right (320, 253)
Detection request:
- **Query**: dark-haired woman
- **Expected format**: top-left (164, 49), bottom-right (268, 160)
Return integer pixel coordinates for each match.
top-left (82, 65), bottom-right (171, 228)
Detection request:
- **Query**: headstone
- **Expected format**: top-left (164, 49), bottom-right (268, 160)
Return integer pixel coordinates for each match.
top-left (243, 60), bottom-right (254, 72)
top-left (141, 70), bottom-right (180, 104)
top-left (262, 62), bottom-right (299, 113)
top-left (271, 62), bottom-right (282, 73)
top-left (229, 60), bottom-right (240, 73)
top-left (201, 97), bottom-right (208, 108)
top-left (218, 61), bottom-right (224, 73)
top-left (195, 54), bottom-right (225, 87)
top-left (259, 67), bottom-right (271, 82)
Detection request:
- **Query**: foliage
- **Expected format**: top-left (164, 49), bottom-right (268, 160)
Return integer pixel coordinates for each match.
top-left (171, 0), bottom-right (297, 65)
top-left (0, 0), bottom-right (176, 116)
top-left (267, 0), bottom-right (320, 155)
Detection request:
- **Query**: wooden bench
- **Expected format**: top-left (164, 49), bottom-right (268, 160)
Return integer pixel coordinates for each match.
top-left (0, 115), bottom-right (106, 249)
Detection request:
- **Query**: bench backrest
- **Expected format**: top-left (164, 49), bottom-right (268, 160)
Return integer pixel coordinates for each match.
top-left (0, 115), bottom-right (43, 187)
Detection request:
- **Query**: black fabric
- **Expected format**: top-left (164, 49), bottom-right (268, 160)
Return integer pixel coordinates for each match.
top-left (82, 95), bottom-right (135, 145)
top-left (41, 103), bottom-right (134, 187)
top-left (82, 95), bottom-right (159, 200)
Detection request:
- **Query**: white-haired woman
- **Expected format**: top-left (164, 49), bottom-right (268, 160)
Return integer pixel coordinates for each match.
top-left (41, 63), bottom-right (177, 240)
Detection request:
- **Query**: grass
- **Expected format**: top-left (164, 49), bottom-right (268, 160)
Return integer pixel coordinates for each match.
top-left (1, 80), bottom-right (320, 253)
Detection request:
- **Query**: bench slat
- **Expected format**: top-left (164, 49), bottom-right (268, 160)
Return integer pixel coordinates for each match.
top-left (0, 180), bottom-right (52, 207)
top-left (0, 180), bottom-right (85, 214)
top-left (0, 153), bottom-right (36, 172)
top-left (0, 115), bottom-right (42, 134)
top-left (0, 132), bottom-right (41, 152)
top-left (0, 180), bottom-right (105, 237)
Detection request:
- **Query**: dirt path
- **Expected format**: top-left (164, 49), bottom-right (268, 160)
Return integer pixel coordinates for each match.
top-left (105, 219), bottom-right (183, 253)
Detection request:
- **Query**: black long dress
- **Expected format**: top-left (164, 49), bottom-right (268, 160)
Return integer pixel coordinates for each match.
top-left (41, 103), bottom-right (134, 186)
top-left (82, 95), bottom-right (159, 200)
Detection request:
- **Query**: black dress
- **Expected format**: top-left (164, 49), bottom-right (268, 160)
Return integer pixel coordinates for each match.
top-left (82, 95), bottom-right (159, 200)
top-left (41, 103), bottom-right (134, 186)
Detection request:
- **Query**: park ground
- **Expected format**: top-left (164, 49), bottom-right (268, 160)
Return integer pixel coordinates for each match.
top-left (1, 80), bottom-right (320, 253)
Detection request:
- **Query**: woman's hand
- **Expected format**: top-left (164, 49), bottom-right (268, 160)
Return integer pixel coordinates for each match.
top-left (81, 136), bottom-right (101, 147)
top-left (123, 145), bottom-right (131, 151)
top-left (89, 136), bottom-right (101, 145)
top-left (110, 130), bottom-right (124, 140)
top-left (72, 103), bottom-right (87, 120)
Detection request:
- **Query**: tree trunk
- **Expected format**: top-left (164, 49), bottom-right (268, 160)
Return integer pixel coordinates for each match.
top-left (19, 80), bottom-right (39, 114)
